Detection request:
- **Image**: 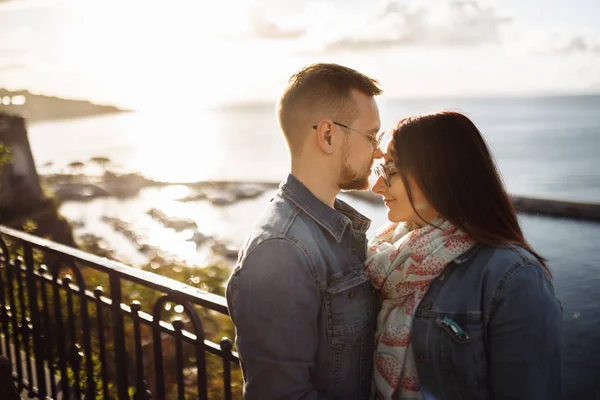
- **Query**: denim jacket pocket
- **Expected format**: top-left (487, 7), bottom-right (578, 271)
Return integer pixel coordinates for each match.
top-left (325, 265), bottom-right (371, 350)
top-left (436, 313), bottom-right (488, 399)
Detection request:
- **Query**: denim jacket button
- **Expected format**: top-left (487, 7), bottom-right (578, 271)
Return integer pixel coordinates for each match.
top-left (421, 302), bottom-right (432, 311)
top-left (351, 246), bottom-right (357, 253)
top-left (416, 355), bottom-right (426, 363)
top-left (348, 290), bottom-right (356, 299)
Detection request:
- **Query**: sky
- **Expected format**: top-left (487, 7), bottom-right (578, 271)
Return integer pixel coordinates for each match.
top-left (0, 0), bottom-right (599, 110)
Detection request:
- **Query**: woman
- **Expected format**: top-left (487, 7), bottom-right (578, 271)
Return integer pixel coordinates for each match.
top-left (365, 111), bottom-right (562, 400)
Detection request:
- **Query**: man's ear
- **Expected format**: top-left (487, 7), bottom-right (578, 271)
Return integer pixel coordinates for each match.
top-left (315, 120), bottom-right (335, 154)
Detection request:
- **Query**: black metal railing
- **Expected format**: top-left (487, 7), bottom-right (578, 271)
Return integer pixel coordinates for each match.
top-left (0, 225), bottom-right (240, 399)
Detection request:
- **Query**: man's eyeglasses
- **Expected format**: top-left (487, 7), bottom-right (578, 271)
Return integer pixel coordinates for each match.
top-left (374, 162), bottom-right (398, 187)
top-left (312, 121), bottom-right (385, 149)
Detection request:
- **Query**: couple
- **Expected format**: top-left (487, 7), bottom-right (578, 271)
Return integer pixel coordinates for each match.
top-left (225, 63), bottom-right (562, 399)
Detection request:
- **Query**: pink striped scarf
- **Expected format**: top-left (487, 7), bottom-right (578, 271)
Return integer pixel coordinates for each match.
top-left (365, 218), bottom-right (476, 399)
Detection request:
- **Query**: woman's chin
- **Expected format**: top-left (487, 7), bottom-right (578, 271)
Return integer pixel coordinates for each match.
top-left (387, 210), bottom-right (402, 223)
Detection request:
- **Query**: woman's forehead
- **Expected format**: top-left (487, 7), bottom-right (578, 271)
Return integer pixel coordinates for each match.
top-left (383, 140), bottom-right (394, 162)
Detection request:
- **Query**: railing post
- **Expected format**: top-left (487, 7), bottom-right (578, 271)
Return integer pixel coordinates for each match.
top-left (110, 273), bottom-right (129, 399)
top-left (0, 239), bottom-right (13, 366)
top-left (52, 266), bottom-right (69, 399)
top-left (152, 303), bottom-right (165, 400)
top-left (15, 256), bottom-right (35, 393)
top-left (220, 338), bottom-right (233, 400)
top-left (38, 264), bottom-right (57, 397)
top-left (0, 355), bottom-right (19, 400)
top-left (8, 257), bottom-right (23, 393)
top-left (172, 319), bottom-right (186, 400)
top-left (94, 287), bottom-right (110, 399)
top-left (131, 301), bottom-right (151, 400)
top-left (24, 243), bottom-right (46, 398)
top-left (64, 275), bottom-right (82, 398)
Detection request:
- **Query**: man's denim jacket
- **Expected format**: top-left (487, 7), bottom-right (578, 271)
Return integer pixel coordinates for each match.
top-left (226, 174), bottom-right (379, 399)
top-left (413, 244), bottom-right (563, 399)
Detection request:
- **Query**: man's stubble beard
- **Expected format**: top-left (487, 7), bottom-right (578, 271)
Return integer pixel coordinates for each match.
top-left (339, 166), bottom-right (370, 191)
top-left (338, 142), bottom-right (371, 191)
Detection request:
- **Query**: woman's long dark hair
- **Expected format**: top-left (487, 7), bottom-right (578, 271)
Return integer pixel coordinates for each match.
top-left (391, 111), bottom-right (550, 276)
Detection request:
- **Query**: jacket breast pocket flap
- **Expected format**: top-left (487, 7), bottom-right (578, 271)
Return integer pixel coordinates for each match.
top-left (326, 265), bottom-right (371, 348)
top-left (436, 313), bottom-right (483, 344)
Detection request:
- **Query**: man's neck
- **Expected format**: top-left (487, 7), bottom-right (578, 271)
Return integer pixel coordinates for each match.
top-left (290, 167), bottom-right (339, 209)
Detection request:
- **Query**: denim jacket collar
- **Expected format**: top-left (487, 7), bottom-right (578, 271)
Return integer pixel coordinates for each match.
top-left (280, 174), bottom-right (371, 243)
top-left (453, 243), bottom-right (482, 264)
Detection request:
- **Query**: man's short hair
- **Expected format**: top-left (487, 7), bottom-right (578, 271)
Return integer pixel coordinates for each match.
top-left (277, 63), bottom-right (382, 155)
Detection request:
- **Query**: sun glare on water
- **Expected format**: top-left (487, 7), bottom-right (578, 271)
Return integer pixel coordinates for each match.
top-left (123, 109), bottom-right (229, 183)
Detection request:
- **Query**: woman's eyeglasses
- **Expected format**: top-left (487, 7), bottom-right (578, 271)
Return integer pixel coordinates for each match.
top-left (374, 162), bottom-right (398, 187)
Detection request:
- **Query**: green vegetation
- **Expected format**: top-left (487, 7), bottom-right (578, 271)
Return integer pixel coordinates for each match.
top-left (67, 161), bottom-right (85, 173)
top-left (0, 143), bottom-right (10, 168)
top-left (89, 156), bottom-right (111, 169)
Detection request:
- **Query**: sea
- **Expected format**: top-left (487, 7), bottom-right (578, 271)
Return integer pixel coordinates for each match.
top-left (25, 94), bottom-right (600, 398)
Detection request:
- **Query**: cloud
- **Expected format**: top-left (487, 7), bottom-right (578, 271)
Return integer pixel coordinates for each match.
top-left (552, 35), bottom-right (600, 55)
top-left (0, 62), bottom-right (26, 72)
top-left (527, 31), bottom-right (600, 56)
top-left (0, 0), bottom-right (65, 12)
top-left (324, 0), bottom-right (511, 51)
top-left (248, 8), bottom-right (305, 40)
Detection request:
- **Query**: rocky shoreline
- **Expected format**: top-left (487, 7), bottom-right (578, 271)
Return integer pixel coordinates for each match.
top-left (97, 213), bottom-right (240, 263)
top-left (43, 172), bottom-right (280, 204)
top-left (46, 170), bottom-right (268, 264)
top-left (42, 171), bottom-right (380, 205)
top-left (45, 171), bottom-right (385, 266)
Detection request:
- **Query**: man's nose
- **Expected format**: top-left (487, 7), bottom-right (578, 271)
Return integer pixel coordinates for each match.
top-left (373, 147), bottom-right (384, 159)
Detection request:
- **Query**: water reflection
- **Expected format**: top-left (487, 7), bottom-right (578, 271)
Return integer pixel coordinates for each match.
top-left (126, 111), bottom-right (226, 183)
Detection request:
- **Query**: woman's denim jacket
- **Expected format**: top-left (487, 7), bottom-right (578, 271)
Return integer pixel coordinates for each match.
top-left (412, 244), bottom-right (563, 399)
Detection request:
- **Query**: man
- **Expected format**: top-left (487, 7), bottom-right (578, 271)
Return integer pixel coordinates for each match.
top-left (226, 63), bottom-right (384, 399)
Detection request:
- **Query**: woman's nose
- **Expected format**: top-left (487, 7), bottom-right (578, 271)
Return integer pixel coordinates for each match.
top-left (373, 147), bottom-right (384, 159)
top-left (371, 176), bottom-right (386, 196)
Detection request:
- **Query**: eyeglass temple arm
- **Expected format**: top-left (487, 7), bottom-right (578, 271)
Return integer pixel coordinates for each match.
top-left (313, 122), bottom-right (349, 130)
